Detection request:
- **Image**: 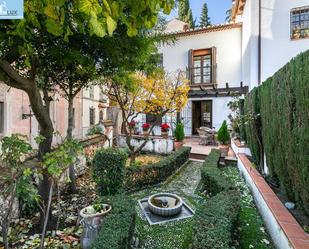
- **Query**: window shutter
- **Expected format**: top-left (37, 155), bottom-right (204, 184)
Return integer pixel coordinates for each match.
top-left (188, 49), bottom-right (193, 84)
top-left (211, 47), bottom-right (217, 85)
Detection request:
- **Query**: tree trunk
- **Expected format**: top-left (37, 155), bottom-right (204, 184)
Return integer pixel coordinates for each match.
top-left (67, 96), bottom-right (77, 193)
top-left (25, 84), bottom-right (55, 229)
top-left (2, 183), bottom-right (16, 249)
top-left (129, 151), bottom-right (138, 166)
top-left (0, 60), bottom-right (54, 228)
top-left (39, 180), bottom-right (54, 249)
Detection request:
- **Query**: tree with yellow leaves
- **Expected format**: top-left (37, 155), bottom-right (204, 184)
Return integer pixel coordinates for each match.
top-left (107, 70), bottom-right (189, 164)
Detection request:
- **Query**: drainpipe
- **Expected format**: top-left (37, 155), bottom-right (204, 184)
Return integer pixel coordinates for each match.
top-left (258, 0), bottom-right (262, 85)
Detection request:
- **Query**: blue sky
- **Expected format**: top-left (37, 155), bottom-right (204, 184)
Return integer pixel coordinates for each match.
top-left (167, 0), bottom-right (232, 24)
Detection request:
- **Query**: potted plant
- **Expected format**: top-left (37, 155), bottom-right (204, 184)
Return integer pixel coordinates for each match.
top-left (142, 123), bottom-right (150, 136)
top-left (160, 123), bottom-right (170, 139)
top-left (217, 120), bottom-right (231, 157)
top-left (80, 203), bottom-right (112, 248)
top-left (174, 122), bottom-right (185, 150)
top-left (128, 120), bottom-right (136, 134)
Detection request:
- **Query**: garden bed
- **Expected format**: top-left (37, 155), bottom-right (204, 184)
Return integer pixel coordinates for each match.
top-left (126, 154), bottom-right (163, 167)
top-left (125, 147), bottom-right (191, 191)
top-left (1, 149), bottom-right (274, 249)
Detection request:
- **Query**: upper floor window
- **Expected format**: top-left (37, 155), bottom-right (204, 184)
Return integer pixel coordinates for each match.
top-left (0, 102), bottom-right (4, 134)
top-left (188, 47), bottom-right (217, 85)
top-left (89, 107), bottom-right (95, 126)
top-left (291, 6), bottom-right (309, 40)
top-left (89, 86), bottom-right (94, 99)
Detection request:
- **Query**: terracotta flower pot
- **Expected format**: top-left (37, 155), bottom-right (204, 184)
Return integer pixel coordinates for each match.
top-left (219, 144), bottom-right (229, 157)
top-left (174, 141), bottom-right (183, 150)
top-left (143, 130), bottom-right (149, 136)
top-left (161, 131), bottom-right (168, 139)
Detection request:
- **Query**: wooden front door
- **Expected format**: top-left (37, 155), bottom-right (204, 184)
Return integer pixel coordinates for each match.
top-left (192, 100), bottom-right (212, 134)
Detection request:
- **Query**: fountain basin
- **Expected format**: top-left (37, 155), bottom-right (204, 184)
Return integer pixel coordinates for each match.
top-left (148, 193), bottom-right (183, 217)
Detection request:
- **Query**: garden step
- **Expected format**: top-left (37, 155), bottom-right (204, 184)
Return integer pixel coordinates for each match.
top-left (224, 156), bottom-right (238, 167)
top-left (189, 153), bottom-right (207, 161)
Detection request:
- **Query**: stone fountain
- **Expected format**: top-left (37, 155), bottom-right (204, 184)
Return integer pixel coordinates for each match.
top-left (148, 193), bottom-right (183, 217)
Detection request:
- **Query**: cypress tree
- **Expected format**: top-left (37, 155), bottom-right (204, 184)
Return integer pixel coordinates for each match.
top-left (187, 9), bottom-right (195, 29)
top-left (178, 0), bottom-right (195, 29)
top-left (178, 0), bottom-right (190, 21)
top-left (199, 2), bottom-right (211, 27)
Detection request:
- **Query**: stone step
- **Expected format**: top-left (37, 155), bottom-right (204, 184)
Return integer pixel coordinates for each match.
top-left (189, 153), bottom-right (207, 161)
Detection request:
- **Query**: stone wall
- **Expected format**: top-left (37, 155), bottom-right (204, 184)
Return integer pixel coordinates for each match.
top-left (118, 134), bottom-right (174, 154)
top-left (0, 132), bottom-right (112, 221)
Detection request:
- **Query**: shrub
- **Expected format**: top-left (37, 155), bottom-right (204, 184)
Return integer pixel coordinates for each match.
top-left (91, 195), bottom-right (136, 249)
top-left (174, 122), bottom-right (185, 141)
top-left (239, 98), bottom-right (247, 141)
top-left (87, 125), bottom-right (103, 136)
top-left (217, 120), bottom-right (230, 144)
top-left (201, 149), bottom-right (232, 195)
top-left (192, 190), bottom-right (240, 249)
top-left (244, 87), bottom-right (263, 170)
top-left (244, 50), bottom-right (309, 214)
top-left (125, 146), bottom-right (191, 190)
top-left (92, 148), bottom-right (128, 196)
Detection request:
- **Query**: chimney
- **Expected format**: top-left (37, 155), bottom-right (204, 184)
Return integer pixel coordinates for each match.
top-left (183, 24), bottom-right (189, 31)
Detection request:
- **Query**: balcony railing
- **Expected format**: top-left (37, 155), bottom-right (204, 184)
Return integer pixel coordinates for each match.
top-left (186, 64), bottom-right (217, 87)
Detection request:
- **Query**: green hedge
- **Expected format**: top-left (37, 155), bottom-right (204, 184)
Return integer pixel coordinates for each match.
top-left (201, 149), bottom-right (233, 195)
top-left (192, 190), bottom-right (240, 249)
top-left (125, 146), bottom-right (191, 190)
top-left (244, 86), bottom-right (263, 170)
top-left (192, 149), bottom-right (240, 249)
top-left (92, 148), bottom-right (128, 197)
top-left (91, 195), bottom-right (136, 249)
top-left (243, 50), bottom-right (309, 214)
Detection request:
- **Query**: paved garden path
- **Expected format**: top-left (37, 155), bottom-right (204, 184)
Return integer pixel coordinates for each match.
top-left (131, 160), bottom-right (204, 249)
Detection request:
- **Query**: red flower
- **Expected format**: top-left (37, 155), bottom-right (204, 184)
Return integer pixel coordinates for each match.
top-left (160, 123), bottom-right (170, 132)
top-left (128, 121), bottom-right (136, 127)
top-left (142, 123), bottom-right (150, 131)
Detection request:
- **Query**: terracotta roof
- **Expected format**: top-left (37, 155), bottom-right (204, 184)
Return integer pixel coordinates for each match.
top-left (164, 23), bottom-right (242, 37)
top-left (231, 0), bottom-right (247, 21)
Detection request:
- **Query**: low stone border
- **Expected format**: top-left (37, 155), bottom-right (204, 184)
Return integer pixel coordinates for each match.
top-left (231, 140), bottom-right (309, 249)
top-left (231, 138), bottom-right (252, 156)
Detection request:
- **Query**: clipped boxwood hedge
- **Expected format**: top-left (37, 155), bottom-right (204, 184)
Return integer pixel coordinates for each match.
top-left (192, 190), bottom-right (240, 249)
top-left (92, 148), bottom-right (128, 197)
top-left (192, 149), bottom-right (240, 249)
top-left (243, 50), bottom-right (309, 214)
top-left (91, 195), bottom-right (136, 249)
top-left (125, 146), bottom-right (191, 190)
top-left (201, 149), bottom-right (233, 195)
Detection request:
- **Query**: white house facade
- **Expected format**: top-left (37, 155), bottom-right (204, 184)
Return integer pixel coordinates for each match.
top-left (233, 0), bottom-right (309, 90)
top-left (156, 0), bottom-right (309, 137)
top-left (159, 22), bottom-right (246, 136)
top-left (81, 85), bottom-right (109, 136)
